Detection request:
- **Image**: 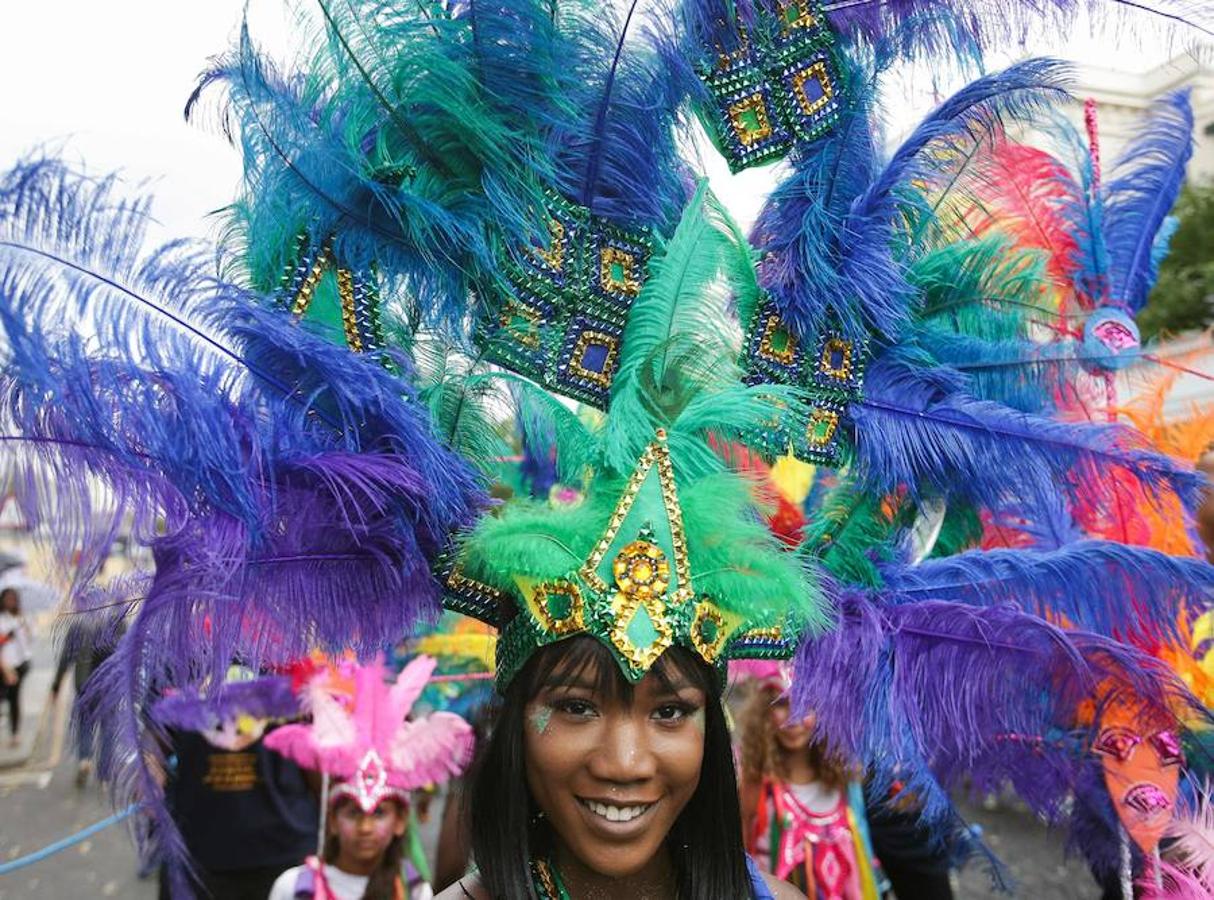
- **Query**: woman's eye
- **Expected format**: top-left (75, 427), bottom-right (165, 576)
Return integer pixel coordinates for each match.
top-left (555, 698), bottom-right (597, 717)
top-left (653, 703), bottom-right (692, 722)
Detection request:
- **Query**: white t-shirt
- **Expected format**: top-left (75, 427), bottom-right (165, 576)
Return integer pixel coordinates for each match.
top-left (0, 612), bottom-right (33, 669)
top-left (267, 862), bottom-right (434, 900)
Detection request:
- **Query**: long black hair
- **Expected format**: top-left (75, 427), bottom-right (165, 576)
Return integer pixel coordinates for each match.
top-left (466, 636), bottom-right (751, 898)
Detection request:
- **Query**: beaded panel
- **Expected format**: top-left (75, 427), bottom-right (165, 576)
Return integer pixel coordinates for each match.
top-left (477, 192), bottom-right (655, 410)
top-left (697, 0), bottom-right (842, 173)
top-left (740, 297), bottom-right (866, 465)
top-left (276, 232), bottom-right (387, 356)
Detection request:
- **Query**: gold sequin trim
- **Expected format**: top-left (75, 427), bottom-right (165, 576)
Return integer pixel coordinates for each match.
top-left (807, 408), bottom-right (840, 447)
top-left (690, 601), bottom-right (729, 664)
top-left (529, 217), bottom-right (566, 273)
top-left (777, 0), bottom-right (818, 34)
top-left (609, 592), bottom-right (675, 672)
top-left (567, 330), bottom-right (619, 389)
top-left (290, 240), bottom-right (335, 317)
top-left (728, 94), bottom-right (774, 147)
top-left (580, 433), bottom-right (692, 606)
top-left (531, 579), bottom-right (585, 636)
top-left (758, 313), bottom-right (797, 364)
top-left (599, 246), bottom-right (643, 297)
top-left (819, 337), bottom-right (853, 381)
top-left (791, 60), bottom-right (833, 117)
top-left (446, 566), bottom-right (504, 603)
top-left (500, 300), bottom-right (542, 349)
top-left (738, 626), bottom-right (783, 641)
top-left (336, 268), bottom-right (364, 353)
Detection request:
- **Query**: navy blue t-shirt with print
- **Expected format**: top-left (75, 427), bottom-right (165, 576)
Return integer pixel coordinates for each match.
top-left (165, 728), bottom-right (319, 873)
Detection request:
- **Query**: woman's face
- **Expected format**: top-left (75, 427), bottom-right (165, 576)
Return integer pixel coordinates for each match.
top-left (330, 798), bottom-right (405, 871)
top-left (769, 695), bottom-right (814, 753)
top-left (523, 654), bottom-right (707, 879)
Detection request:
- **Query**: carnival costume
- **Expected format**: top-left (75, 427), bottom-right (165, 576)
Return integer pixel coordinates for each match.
top-left (0, 0), bottom-right (1213, 896)
top-left (265, 655), bottom-right (474, 900)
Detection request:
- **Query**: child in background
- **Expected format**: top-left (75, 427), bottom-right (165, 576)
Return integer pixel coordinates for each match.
top-left (265, 655), bottom-right (474, 900)
top-left (737, 663), bottom-right (881, 900)
top-left (268, 795), bottom-right (420, 900)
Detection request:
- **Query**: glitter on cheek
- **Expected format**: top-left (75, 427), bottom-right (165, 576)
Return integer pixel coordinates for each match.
top-left (690, 709), bottom-right (705, 735)
top-left (530, 705), bottom-right (554, 735)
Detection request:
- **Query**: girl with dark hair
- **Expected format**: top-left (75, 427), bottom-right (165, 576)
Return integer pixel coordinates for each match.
top-left (265, 657), bottom-right (476, 900)
top-left (430, 416), bottom-right (821, 900)
top-left (269, 795), bottom-right (414, 900)
top-left (439, 637), bottom-right (801, 900)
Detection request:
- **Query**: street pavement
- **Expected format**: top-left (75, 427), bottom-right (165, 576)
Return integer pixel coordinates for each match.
top-left (0, 698), bottom-right (157, 899)
top-left (953, 797), bottom-right (1102, 899)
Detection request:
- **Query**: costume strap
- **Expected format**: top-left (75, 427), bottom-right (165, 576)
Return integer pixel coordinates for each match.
top-left (529, 856), bottom-right (572, 900)
top-left (746, 855), bottom-right (776, 900)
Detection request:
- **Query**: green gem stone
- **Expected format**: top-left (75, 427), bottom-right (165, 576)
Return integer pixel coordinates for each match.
top-left (610, 261), bottom-right (626, 283)
top-left (784, 5), bottom-right (800, 25)
top-left (699, 616), bottom-right (719, 645)
top-left (625, 604), bottom-right (660, 650)
top-left (770, 328), bottom-right (791, 353)
top-left (811, 417), bottom-right (833, 441)
top-left (739, 107), bottom-right (763, 135)
top-left (546, 590), bottom-right (573, 622)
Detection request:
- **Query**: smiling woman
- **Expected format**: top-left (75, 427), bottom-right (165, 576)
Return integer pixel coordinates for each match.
top-left (440, 637), bottom-right (799, 899)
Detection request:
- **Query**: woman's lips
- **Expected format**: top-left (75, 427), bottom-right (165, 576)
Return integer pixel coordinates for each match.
top-left (575, 797), bottom-right (659, 837)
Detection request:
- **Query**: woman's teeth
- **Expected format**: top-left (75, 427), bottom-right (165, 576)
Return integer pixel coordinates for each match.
top-left (582, 799), bottom-right (650, 823)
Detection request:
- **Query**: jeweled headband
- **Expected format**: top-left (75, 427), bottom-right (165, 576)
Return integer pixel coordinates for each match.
top-left (443, 431), bottom-right (817, 686)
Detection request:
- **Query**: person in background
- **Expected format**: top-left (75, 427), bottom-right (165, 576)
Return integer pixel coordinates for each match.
top-left (268, 794), bottom-right (426, 900)
top-left (51, 614), bottom-right (123, 785)
top-left (738, 665), bottom-right (882, 900)
top-left (158, 727), bottom-right (320, 900)
top-left (149, 669), bottom-right (321, 900)
top-left (0, 587), bottom-right (34, 747)
top-left (265, 655), bottom-right (474, 900)
top-left (862, 785), bottom-right (955, 900)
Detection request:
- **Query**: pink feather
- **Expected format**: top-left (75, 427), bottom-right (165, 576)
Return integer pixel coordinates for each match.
top-left (264, 655), bottom-right (474, 792)
top-left (1164, 784), bottom-right (1214, 892)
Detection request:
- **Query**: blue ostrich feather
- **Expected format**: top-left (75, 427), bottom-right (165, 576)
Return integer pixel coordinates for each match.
top-left (0, 157), bottom-right (486, 891)
top-left (880, 539), bottom-right (1214, 644)
top-left (794, 584), bottom-right (1205, 845)
top-left (547, 1), bottom-right (692, 232)
top-left (1105, 89), bottom-right (1194, 312)
top-left (851, 347), bottom-right (1204, 513)
top-left (754, 58), bottom-right (1068, 343)
top-left (915, 331), bottom-right (1083, 413)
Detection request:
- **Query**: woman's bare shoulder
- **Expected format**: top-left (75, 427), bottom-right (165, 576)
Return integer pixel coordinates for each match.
top-left (761, 871), bottom-right (807, 900)
top-left (433, 874), bottom-right (489, 900)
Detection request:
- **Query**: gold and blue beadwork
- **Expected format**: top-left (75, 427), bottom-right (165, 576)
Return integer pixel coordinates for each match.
top-left (478, 189), bottom-right (653, 410)
top-left (697, 0), bottom-right (842, 173)
top-left (277, 232), bottom-right (387, 356)
top-left (741, 297), bottom-right (866, 465)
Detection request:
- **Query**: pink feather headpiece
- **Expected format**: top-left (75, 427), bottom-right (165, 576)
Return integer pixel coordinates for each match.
top-left (265, 655), bottom-right (474, 812)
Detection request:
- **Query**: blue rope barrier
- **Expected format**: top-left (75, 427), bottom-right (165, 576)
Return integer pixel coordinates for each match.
top-left (0, 804), bottom-right (138, 876)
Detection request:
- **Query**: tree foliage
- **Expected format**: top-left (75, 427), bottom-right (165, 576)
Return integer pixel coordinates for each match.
top-left (1139, 180), bottom-right (1214, 339)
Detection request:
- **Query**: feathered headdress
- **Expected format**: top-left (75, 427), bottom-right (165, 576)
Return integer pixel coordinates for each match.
top-left (266, 655), bottom-right (475, 811)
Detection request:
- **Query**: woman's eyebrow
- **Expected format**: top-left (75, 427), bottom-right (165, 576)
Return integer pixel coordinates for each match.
top-left (653, 679), bottom-right (700, 695)
top-left (539, 676), bottom-right (599, 691)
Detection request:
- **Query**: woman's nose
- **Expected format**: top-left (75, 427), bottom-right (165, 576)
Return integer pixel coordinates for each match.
top-left (588, 714), bottom-right (658, 783)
